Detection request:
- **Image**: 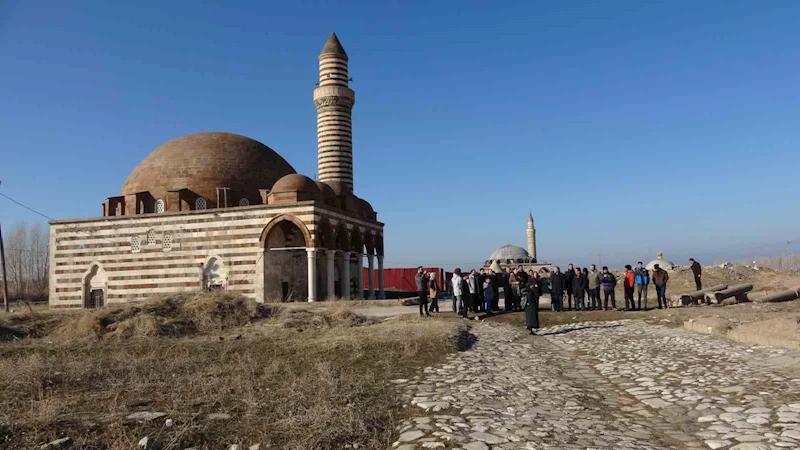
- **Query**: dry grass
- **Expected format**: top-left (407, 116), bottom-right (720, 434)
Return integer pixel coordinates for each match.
top-left (0, 293), bottom-right (465, 449)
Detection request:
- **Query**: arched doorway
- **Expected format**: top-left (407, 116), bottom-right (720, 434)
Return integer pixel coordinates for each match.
top-left (82, 263), bottom-right (108, 309)
top-left (260, 215), bottom-right (312, 302)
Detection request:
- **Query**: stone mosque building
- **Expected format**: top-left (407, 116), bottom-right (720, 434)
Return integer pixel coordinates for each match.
top-left (484, 212), bottom-right (550, 273)
top-left (48, 33), bottom-right (385, 308)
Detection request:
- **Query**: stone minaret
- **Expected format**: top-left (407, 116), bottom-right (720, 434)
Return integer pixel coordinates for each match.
top-left (314, 33), bottom-right (355, 194)
top-left (527, 212), bottom-right (537, 262)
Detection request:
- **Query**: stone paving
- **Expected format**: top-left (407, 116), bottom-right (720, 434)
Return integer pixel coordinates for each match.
top-left (391, 319), bottom-right (800, 450)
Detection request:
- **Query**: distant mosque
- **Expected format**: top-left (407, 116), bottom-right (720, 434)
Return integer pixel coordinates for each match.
top-left (484, 212), bottom-right (550, 273)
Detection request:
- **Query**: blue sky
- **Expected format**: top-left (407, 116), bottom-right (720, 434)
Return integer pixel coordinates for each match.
top-left (1, 0), bottom-right (799, 269)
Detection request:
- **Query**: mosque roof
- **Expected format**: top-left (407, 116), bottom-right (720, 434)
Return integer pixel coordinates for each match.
top-left (488, 245), bottom-right (531, 261)
top-left (122, 132), bottom-right (295, 205)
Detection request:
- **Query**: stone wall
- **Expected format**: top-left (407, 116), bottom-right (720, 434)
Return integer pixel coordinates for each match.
top-left (49, 203), bottom-right (382, 308)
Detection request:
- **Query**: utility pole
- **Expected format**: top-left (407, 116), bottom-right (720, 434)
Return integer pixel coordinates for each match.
top-left (0, 223), bottom-right (8, 312)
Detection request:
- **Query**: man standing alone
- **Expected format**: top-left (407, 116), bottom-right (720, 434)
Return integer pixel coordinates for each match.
top-left (415, 267), bottom-right (431, 317)
top-left (652, 264), bottom-right (670, 309)
top-left (634, 261), bottom-right (650, 310)
top-left (689, 258), bottom-right (702, 291)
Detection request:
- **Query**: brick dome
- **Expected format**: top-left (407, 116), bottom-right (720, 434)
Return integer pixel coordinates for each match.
top-left (122, 132), bottom-right (296, 205)
top-left (271, 174), bottom-right (319, 194)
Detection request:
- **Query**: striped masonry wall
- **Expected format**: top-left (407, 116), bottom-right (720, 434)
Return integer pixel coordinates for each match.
top-left (49, 203), bottom-right (382, 309)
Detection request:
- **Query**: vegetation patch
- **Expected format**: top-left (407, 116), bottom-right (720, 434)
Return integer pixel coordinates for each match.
top-left (0, 292), bottom-right (465, 449)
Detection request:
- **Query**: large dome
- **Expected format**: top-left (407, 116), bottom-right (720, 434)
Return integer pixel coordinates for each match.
top-left (122, 132), bottom-right (296, 205)
top-left (488, 245), bottom-right (531, 261)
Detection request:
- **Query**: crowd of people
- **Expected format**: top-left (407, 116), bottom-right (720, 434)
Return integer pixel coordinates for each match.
top-left (414, 259), bottom-right (702, 335)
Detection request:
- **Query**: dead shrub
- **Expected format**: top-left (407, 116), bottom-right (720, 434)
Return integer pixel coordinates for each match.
top-left (49, 291), bottom-right (259, 341)
top-left (0, 314), bottom-right (463, 449)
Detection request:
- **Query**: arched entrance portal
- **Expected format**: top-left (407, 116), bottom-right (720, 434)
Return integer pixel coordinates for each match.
top-left (260, 215), bottom-right (312, 302)
top-left (82, 263), bottom-right (108, 308)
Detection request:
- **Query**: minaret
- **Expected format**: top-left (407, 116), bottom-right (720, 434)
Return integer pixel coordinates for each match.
top-left (526, 212), bottom-right (537, 262)
top-left (314, 33), bottom-right (355, 194)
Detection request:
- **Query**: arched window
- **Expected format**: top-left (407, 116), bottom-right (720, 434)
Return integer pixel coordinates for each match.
top-left (131, 236), bottom-right (141, 254)
top-left (238, 198), bottom-right (249, 207)
top-left (163, 233), bottom-right (173, 251)
top-left (146, 229), bottom-right (156, 245)
top-left (155, 199), bottom-right (165, 213)
top-left (196, 197), bottom-right (207, 210)
top-left (114, 204), bottom-right (121, 216)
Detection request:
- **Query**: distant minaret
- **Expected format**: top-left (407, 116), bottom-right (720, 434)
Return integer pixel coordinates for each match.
top-left (314, 33), bottom-right (355, 194)
top-left (526, 212), bottom-right (537, 262)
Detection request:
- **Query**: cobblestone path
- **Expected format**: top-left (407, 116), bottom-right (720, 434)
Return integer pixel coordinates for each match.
top-left (391, 320), bottom-right (800, 450)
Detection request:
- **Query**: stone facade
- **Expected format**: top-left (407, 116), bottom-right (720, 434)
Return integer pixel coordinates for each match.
top-left (49, 33), bottom-right (385, 308)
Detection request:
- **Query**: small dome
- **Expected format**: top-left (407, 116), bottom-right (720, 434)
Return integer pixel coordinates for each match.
top-left (488, 245), bottom-right (530, 261)
top-left (356, 197), bottom-right (374, 214)
top-left (122, 132), bottom-right (295, 204)
top-left (316, 181), bottom-right (337, 198)
top-left (646, 252), bottom-right (676, 271)
top-left (271, 174), bottom-right (319, 194)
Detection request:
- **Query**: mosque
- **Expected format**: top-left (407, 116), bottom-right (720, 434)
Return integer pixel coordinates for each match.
top-left (484, 213), bottom-right (550, 273)
top-left (48, 33), bottom-right (385, 308)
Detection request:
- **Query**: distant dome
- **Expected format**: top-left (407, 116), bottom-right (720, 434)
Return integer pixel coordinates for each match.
top-left (646, 252), bottom-right (676, 271)
top-left (122, 132), bottom-right (296, 204)
top-left (488, 245), bottom-right (530, 261)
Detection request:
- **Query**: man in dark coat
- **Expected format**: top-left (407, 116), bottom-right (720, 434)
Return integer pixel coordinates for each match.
top-left (652, 264), bottom-right (670, 309)
top-left (549, 266), bottom-right (566, 312)
top-left (689, 258), bottom-right (702, 291)
top-left (414, 267), bottom-right (430, 317)
top-left (599, 266), bottom-right (617, 310)
top-left (502, 268), bottom-right (513, 311)
top-left (564, 263), bottom-right (575, 310)
top-left (477, 268), bottom-right (487, 312)
top-left (490, 269), bottom-right (500, 311)
top-left (571, 267), bottom-right (586, 311)
top-left (524, 270), bottom-right (542, 334)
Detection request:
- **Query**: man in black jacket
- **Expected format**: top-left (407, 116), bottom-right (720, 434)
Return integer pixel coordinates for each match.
top-left (477, 269), bottom-right (487, 312)
top-left (689, 258), bottom-right (702, 291)
top-left (564, 263), bottom-right (575, 310)
top-left (549, 266), bottom-right (566, 312)
top-left (414, 267), bottom-right (430, 317)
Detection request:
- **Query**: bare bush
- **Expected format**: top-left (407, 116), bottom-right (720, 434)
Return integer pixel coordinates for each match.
top-left (0, 293), bottom-right (463, 449)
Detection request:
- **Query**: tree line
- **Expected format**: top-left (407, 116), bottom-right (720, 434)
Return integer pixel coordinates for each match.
top-left (1, 222), bottom-right (49, 301)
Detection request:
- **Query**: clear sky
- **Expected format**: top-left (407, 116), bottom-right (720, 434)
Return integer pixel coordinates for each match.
top-left (2, 0), bottom-right (799, 269)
